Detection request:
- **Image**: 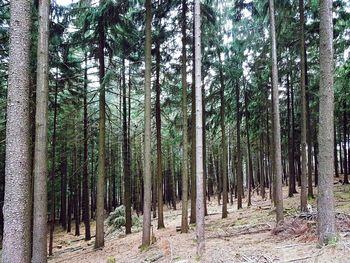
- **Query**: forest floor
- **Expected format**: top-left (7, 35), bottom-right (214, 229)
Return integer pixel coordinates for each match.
top-left (49, 182), bottom-right (350, 263)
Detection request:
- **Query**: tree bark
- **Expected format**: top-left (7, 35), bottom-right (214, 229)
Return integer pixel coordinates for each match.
top-left (269, 0), bottom-right (284, 223)
top-left (83, 54), bottom-right (91, 241)
top-left (194, 0), bottom-right (205, 255)
top-left (95, 2), bottom-right (106, 248)
top-left (31, 0), bottom-right (50, 260)
top-left (122, 57), bottom-right (132, 234)
top-left (317, 0), bottom-right (336, 245)
top-left (299, 0), bottom-right (308, 212)
top-left (217, 49), bottom-right (228, 217)
top-left (142, 0), bottom-right (152, 247)
top-left (3, 1), bottom-right (32, 261)
top-left (236, 83), bottom-right (243, 210)
top-left (181, 0), bottom-right (189, 233)
top-left (155, 42), bottom-right (165, 229)
top-left (343, 102), bottom-right (349, 183)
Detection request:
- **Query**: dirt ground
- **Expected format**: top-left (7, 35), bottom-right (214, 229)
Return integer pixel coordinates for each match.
top-left (49, 183), bottom-right (350, 263)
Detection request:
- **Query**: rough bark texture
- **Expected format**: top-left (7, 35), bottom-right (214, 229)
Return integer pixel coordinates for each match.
top-left (3, 1), bottom-right (32, 262)
top-left (83, 55), bottom-right (91, 241)
top-left (194, 0), bottom-right (205, 256)
top-left (31, 0), bottom-right (50, 261)
top-left (299, 0), bottom-right (308, 212)
top-left (269, 0), bottom-right (284, 223)
top-left (217, 49), bottom-right (228, 218)
top-left (317, 0), bottom-right (336, 246)
top-left (95, 4), bottom-right (106, 248)
top-left (155, 43), bottom-right (165, 229)
top-left (181, 0), bottom-right (189, 234)
top-left (142, 0), bottom-right (152, 246)
top-left (49, 73), bottom-right (59, 254)
top-left (122, 58), bottom-right (132, 234)
top-left (236, 83), bottom-right (242, 210)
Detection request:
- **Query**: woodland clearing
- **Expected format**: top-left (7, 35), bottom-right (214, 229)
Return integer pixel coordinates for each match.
top-left (49, 183), bottom-right (350, 263)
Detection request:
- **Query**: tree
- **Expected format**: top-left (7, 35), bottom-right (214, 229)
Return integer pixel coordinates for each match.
top-left (194, 0), bottom-right (205, 256)
top-left (32, 0), bottom-right (50, 261)
top-left (317, 0), bottom-right (336, 246)
top-left (2, 0), bottom-right (32, 262)
top-left (269, 0), bottom-right (283, 223)
top-left (155, 39), bottom-right (165, 229)
top-left (299, 0), bottom-right (308, 212)
top-left (142, 0), bottom-right (152, 247)
top-left (181, 0), bottom-right (189, 234)
top-left (82, 54), bottom-right (91, 241)
top-left (217, 49), bottom-right (228, 217)
top-left (122, 57), bottom-right (132, 234)
top-left (95, 0), bottom-right (107, 249)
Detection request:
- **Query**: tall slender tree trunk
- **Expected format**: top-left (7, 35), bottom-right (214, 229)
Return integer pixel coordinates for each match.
top-left (83, 54), bottom-right (91, 241)
top-left (190, 80), bottom-right (196, 224)
top-left (194, 0), bottom-right (205, 255)
top-left (71, 117), bottom-right (80, 237)
top-left (245, 87), bottom-right (253, 206)
top-left (217, 49), bottom-right (228, 218)
top-left (3, 1), bottom-right (32, 262)
top-left (60, 143), bottom-right (67, 230)
top-left (181, 0), bottom-right (189, 233)
top-left (287, 72), bottom-right (294, 197)
top-left (95, 5), bottom-right (106, 248)
top-left (343, 102), bottom-right (349, 183)
top-left (317, 0), bottom-right (336, 245)
top-left (169, 145), bottom-right (177, 210)
top-left (122, 57), bottom-right (132, 234)
top-left (305, 53), bottom-right (314, 198)
top-left (236, 83), bottom-right (243, 210)
top-left (155, 42), bottom-right (165, 229)
top-left (299, 0), bottom-right (308, 211)
top-left (190, 16), bottom-right (196, 225)
top-left (202, 86), bottom-right (208, 216)
top-left (49, 72), bottom-right (59, 254)
top-left (142, 0), bottom-right (152, 246)
top-left (334, 122), bottom-right (339, 178)
top-left (31, 0), bottom-right (50, 260)
top-left (269, 0), bottom-right (284, 223)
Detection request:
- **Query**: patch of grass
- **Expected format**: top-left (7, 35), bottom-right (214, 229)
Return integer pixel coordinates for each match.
top-left (106, 256), bottom-right (116, 263)
top-left (195, 255), bottom-right (202, 261)
top-left (139, 244), bottom-right (150, 252)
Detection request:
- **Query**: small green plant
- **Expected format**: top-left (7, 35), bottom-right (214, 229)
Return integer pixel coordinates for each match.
top-left (139, 244), bottom-right (150, 252)
top-left (106, 256), bottom-right (116, 263)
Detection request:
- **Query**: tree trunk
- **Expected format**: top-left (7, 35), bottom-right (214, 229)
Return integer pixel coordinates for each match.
top-left (180, 0), bottom-right (189, 233)
top-left (83, 54), bottom-right (91, 241)
top-left (190, 80), bottom-right (196, 224)
top-left (73, 117), bottom-right (80, 237)
top-left (236, 83), bottom-right (243, 210)
top-left (317, 0), bottom-right (336, 245)
top-left (142, 0), bottom-right (152, 247)
top-left (60, 144), bottom-right (67, 230)
top-left (217, 49), bottom-right (228, 217)
top-left (334, 122), bottom-right (339, 178)
top-left (287, 72), bottom-right (294, 197)
top-left (95, 4), bottom-right (106, 248)
top-left (299, 0), bottom-right (308, 212)
top-left (343, 102), bottom-right (349, 183)
top-left (3, 2), bottom-right (32, 262)
top-left (31, 0), bottom-right (49, 260)
top-left (190, 16), bottom-right (196, 225)
top-left (245, 87), bottom-right (253, 206)
top-left (269, 0), bottom-right (284, 223)
top-left (122, 57), bottom-right (132, 234)
top-left (194, 0), bottom-right (205, 255)
top-left (155, 42), bottom-right (165, 229)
